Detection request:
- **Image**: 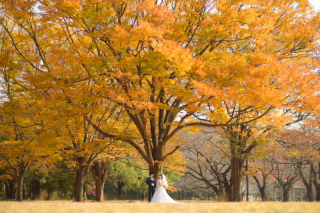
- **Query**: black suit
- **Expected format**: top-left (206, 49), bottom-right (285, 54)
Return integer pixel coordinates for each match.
top-left (146, 176), bottom-right (156, 202)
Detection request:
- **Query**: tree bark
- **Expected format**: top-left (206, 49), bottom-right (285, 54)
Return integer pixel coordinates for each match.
top-left (283, 189), bottom-right (290, 202)
top-left (149, 163), bottom-right (161, 182)
top-left (117, 181), bottom-right (125, 200)
top-left (95, 180), bottom-right (104, 202)
top-left (275, 178), bottom-right (297, 202)
top-left (224, 178), bottom-right (232, 202)
top-left (73, 164), bottom-right (89, 202)
top-left (31, 178), bottom-right (41, 200)
top-left (306, 184), bottom-right (314, 201)
top-left (4, 160), bottom-right (29, 201)
top-left (5, 179), bottom-right (15, 199)
top-left (253, 175), bottom-right (268, 202)
top-left (83, 184), bottom-right (87, 200)
top-left (298, 163), bottom-right (314, 201)
top-left (231, 154), bottom-right (244, 202)
top-left (17, 163), bottom-right (28, 202)
top-left (17, 175), bottom-right (24, 202)
top-left (90, 161), bottom-right (110, 202)
top-left (314, 181), bottom-right (320, 201)
top-left (216, 188), bottom-right (225, 202)
top-left (258, 186), bottom-right (266, 202)
top-left (88, 95), bottom-right (184, 185)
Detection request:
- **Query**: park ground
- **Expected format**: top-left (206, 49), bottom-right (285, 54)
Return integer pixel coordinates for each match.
top-left (0, 201), bottom-right (319, 213)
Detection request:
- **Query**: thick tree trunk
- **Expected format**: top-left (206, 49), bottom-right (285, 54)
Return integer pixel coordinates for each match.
top-left (260, 188), bottom-right (266, 202)
top-left (283, 188), bottom-right (290, 202)
top-left (314, 182), bottom-right (320, 201)
top-left (149, 163), bottom-right (161, 182)
top-left (73, 166), bottom-right (88, 202)
top-left (259, 185), bottom-right (266, 201)
top-left (231, 175), bottom-right (242, 202)
top-left (12, 162), bottom-right (29, 201)
top-left (94, 180), bottom-right (104, 202)
top-left (17, 176), bottom-right (24, 202)
top-left (95, 180), bottom-right (104, 202)
top-left (306, 184), bottom-right (314, 201)
top-left (90, 161), bottom-right (110, 202)
top-left (117, 181), bottom-right (125, 200)
top-left (231, 156), bottom-right (243, 202)
top-left (315, 189), bottom-right (320, 201)
top-left (299, 164), bottom-right (314, 202)
top-left (213, 185), bottom-right (228, 202)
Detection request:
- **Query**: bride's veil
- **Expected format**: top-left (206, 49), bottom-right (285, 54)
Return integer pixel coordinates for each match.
top-left (162, 174), bottom-right (168, 188)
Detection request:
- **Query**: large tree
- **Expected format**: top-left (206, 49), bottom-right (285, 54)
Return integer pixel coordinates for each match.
top-left (189, 0), bottom-right (320, 201)
top-left (0, 30), bottom-right (56, 201)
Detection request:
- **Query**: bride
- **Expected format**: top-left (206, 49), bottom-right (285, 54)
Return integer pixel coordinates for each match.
top-left (150, 174), bottom-right (179, 203)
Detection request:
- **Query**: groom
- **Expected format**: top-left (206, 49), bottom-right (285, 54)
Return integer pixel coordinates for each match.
top-left (146, 172), bottom-right (157, 202)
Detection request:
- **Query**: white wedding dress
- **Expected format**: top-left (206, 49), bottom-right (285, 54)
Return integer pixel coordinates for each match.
top-left (150, 178), bottom-right (179, 203)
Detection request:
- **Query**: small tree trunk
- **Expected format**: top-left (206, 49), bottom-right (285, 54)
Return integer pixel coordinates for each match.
top-left (14, 162), bottom-right (29, 201)
top-left (226, 183), bottom-right (232, 202)
top-left (140, 192), bottom-right (145, 200)
top-left (105, 188), bottom-right (110, 200)
top-left (5, 180), bottom-right (15, 199)
top-left (83, 184), bottom-right (87, 200)
top-left (73, 166), bottom-right (88, 202)
top-left (23, 184), bottom-right (27, 200)
top-left (31, 179), bottom-right (41, 200)
top-left (47, 190), bottom-right (51, 200)
top-left (17, 176), bottom-right (24, 202)
top-left (36, 179), bottom-right (41, 199)
top-left (253, 175), bottom-right (268, 202)
top-left (217, 188), bottom-right (225, 202)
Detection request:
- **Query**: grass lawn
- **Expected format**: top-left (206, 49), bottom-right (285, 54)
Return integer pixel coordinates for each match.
top-left (0, 201), bottom-right (319, 213)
